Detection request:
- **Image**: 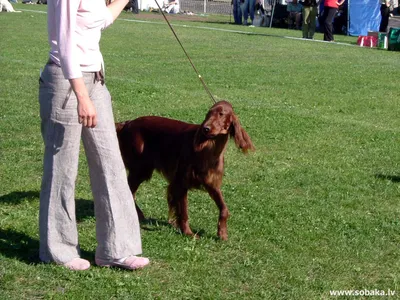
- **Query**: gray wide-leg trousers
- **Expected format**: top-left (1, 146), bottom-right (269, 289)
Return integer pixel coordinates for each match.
top-left (39, 63), bottom-right (142, 264)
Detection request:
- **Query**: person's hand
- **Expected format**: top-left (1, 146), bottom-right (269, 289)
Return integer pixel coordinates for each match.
top-left (69, 77), bottom-right (97, 128)
top-left (77, 96), bottom-right (97, 128)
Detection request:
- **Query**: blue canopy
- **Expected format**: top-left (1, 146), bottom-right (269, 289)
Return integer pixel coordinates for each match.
top-left (348, 0), bottom-right (381, 36)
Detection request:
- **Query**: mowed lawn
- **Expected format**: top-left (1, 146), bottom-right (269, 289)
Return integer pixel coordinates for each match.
top-left (1, 4), bottom-right (400, 299)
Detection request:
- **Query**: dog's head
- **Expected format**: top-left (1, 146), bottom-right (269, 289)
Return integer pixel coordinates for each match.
top-left (195, 100), bottom-right (255, 153)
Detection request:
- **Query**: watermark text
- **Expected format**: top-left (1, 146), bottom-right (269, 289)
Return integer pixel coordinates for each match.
top-left (330, 289), bottom-right (396, 297)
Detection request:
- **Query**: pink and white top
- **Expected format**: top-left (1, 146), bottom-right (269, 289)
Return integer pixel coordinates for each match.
top-left (47, 0), bottom-right (114, 79)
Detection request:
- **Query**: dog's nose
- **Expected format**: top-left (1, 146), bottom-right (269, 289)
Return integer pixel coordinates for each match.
top-left (203, 126), bottom-right (210, 134)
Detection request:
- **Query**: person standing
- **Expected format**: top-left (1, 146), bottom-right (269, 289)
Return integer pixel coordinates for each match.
top-left (131, 0), bottom-right (139, 14)
top-left (39, 0), bottom-right (150, 271)
top-left (380, 0), bottom-right (391, 32)
top-left (321, 0), bottom-right (345, 41)
top-left (241, 0), bottom-right (256, 25)
top-left (232, 0), bottom-right (243, 25)
top-left (302, 0), bottom-right (319, 38)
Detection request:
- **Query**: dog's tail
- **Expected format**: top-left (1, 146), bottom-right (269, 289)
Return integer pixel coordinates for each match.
top-left (115, 121), bottom-right (126, 133)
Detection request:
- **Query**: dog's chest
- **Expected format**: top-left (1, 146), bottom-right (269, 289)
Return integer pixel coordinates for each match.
top-left (187, 158), bottom-right (223, 187)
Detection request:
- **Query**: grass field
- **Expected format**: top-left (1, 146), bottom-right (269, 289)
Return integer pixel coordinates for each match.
top-left (1, 4), bottom-right (400, 299)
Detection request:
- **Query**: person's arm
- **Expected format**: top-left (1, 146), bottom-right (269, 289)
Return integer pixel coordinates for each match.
top-left (336, 0), bottom-right (345, 5)
top-left (107, 0), bottom-right (130, 21)
top-left (55, 0), bottom-right (97, 128)
top-left (56, 0), bottom-right (82, 80)
top-left (69, 78), bottom-right (97, 128)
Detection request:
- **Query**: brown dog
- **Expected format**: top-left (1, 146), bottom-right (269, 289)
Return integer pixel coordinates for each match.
top-left (116, 101), bottom-right (254, 240)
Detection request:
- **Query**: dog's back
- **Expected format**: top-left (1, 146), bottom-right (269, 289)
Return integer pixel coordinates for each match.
top-left (116, 116), bottom-right (202, 185)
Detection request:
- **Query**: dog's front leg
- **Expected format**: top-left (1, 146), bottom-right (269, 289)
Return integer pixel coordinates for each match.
top-left (167, 184), bottom-right (194, 237)
top-left (127, 173), bottom-right (146, 221)
top-left (205, 186), bottom-right (230, 240)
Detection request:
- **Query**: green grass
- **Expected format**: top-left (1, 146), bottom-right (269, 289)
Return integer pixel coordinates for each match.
top-left (1, 4), bottom-right (400, 299)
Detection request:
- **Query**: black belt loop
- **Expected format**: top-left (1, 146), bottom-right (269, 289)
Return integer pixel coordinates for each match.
top-left (94, 70), bottom-right (105, 85)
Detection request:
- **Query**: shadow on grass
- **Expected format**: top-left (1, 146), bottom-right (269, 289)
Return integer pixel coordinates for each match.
top-left (0, 190), bottom-right (95, 221)
top-left (375, 174), bottom-right (400, 183)
top-left (140, 217), bottom-right (171, 231)
top-left (0, 191), bottom-right (96, 264)
top-left (0, 228), bottom-right (40, 264)
top-left (0, 228), bottom-right (93, 265)
top-left (0, 192), bottom-right (218, 264)
top-left (140, 217), bottom-right (216, 240)
top-left (0, 191), bottom-right (39, 204)
top-left (75, 199), bottom-right (94, 222)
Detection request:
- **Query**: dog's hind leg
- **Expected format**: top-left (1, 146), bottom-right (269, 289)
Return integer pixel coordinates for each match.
top-left (205, 185), bottom-right (230, 240)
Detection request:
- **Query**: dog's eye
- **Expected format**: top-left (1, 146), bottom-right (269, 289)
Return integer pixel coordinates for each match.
top-left (219, 112), bottom-right (224, 116)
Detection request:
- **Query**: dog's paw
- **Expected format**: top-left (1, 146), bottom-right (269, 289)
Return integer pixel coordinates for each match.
top-left (218, 230), bottom-right (228, 241)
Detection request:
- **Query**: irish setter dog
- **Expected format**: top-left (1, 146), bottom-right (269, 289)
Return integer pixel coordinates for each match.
top-left (116, 101), bottom-right (254, 240)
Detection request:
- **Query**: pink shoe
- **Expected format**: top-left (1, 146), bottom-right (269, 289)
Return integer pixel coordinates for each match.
top-left (95, 256), bottom-right (150, 270)
top-left (63, 258), bottom-right (91, 271)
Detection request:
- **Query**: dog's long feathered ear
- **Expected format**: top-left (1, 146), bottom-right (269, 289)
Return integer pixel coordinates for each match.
top-left (230, 113), bottom-right (255, 153)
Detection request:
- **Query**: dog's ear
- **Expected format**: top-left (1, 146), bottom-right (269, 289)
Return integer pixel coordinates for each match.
top-left (230, 113), bottom-right (255, 153)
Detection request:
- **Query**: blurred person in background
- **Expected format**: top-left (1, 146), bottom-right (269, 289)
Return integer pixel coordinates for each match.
top-left (380, 0), bottom-right (391, 32)
top-left (241, 0), bottom-right (256, 25)
top-left (287, 0), bottom-right (303, 29)
top-left (320, 0), bottom-right (345, 41)
top-left (302, 0), bottom-right (319, 38)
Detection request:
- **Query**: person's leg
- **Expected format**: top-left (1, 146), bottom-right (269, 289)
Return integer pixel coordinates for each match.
top-left (380, 4), bottom-right (390, 32)
top-left (238, 0), bottom-right (243, 23)
top-left (132, 0), bottom-right (139, 14)
top-left (302, 6), bottom-right (310, 38)
top-left (80, 75), bottom-right (143, 262)
top-left (288, 12), bottom-right (294, 28)
top-left (233, 0), bottom-right (241, 24)
top-left (320, 7), bottom-right (327, 34)
top-left (324, 7), bottom-right (337, 41)
top-left (308, 6), bottom-right (317, 38)
top-left (242, 0), bottom-right (249, 25)
top-left (248, 0), bottom-right (256, 24)
top-left (295, 12), bottom-right (301, 29)
top-left (39, 63), bottom-right (86, 267)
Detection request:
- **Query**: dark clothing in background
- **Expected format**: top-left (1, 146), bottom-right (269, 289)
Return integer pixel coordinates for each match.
top-left (380, 4), bottom-right (390, 32)
top-left (321, 7), bottom-right (337, 41)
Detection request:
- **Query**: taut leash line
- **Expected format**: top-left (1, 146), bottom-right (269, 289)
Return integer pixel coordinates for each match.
top-left (154, 0), bottom-right (217, 104)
